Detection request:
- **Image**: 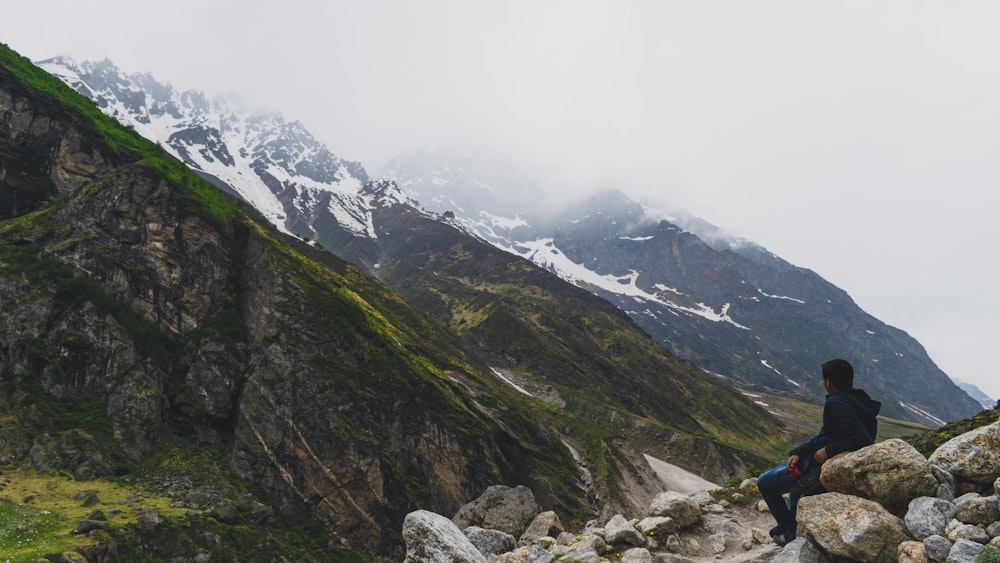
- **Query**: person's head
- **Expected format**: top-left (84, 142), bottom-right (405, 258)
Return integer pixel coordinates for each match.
top-left (822, 359), bottom-right (854, 392)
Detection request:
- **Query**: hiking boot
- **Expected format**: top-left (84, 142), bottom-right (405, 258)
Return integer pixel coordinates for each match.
top-left (771, 531), bottom-right (794, 547)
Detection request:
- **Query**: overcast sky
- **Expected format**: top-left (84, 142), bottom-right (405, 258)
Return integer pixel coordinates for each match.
top-left (4, 1), bottom-right (999, 402)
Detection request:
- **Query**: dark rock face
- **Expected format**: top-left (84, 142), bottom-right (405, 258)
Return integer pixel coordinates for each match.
top-left (0, 70), bottom-right (581, 554)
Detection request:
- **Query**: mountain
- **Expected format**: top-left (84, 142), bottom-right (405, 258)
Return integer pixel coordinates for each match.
top-left (953, 379), bottom-right (996, 410)
top-left (0, 45), bottom-right (787, 558)
top-left (37, 57), bottom-right (980, 427)
top-left (385, 148), bottom-right (982, 426)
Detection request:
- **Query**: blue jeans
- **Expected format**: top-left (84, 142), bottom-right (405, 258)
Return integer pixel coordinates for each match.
top-left (757, 462), bottom-right (801, 540)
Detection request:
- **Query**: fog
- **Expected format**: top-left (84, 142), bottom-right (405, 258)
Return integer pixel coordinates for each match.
top-left (3, 1), bottom-right (999, 401)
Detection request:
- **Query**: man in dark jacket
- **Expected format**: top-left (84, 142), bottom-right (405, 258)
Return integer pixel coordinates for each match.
top-left (757, 358), bottom-right (881, 546)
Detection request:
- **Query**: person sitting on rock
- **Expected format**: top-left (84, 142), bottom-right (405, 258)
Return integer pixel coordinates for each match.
top-left (756, 358), bottom-right (881, 546)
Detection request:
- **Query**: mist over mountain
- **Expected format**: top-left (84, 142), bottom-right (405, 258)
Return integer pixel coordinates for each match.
top-left (37, 57), bottom-right (981, 427)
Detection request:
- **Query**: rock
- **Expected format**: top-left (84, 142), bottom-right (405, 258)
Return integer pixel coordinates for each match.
top-left (520, 511), bottom-right (563, 542)
top-left (605, 514), bottom-right (644, 547)
top-left (688, 491), bottom-right (714, 506)
top-left (947, 523), bottom-right (989, 544)
top-left (740, 478), bottom-right (758, 489)
top-left (649, 492), bottom-right (701, 528)
top-left (822, 439), bottom-right (938, 514)
top-left (558, 548), bottom-right (597, 563)
top-left (770, 537), bottom-right (833, 563)
top-left (898, 540), bottom-right (929, 563)
top-left (923, 534), bottom-right (952, 562)
top-left (495, 546), bottom-right (530, 562)
top-left (946, 538), bottom-right (985, 562)
top-left (906, 497), bottom-right (958, 540)
top-left (932, 465), bottom-right (958, 501)
top-left (137, 509), bottom-right (164, 531)
top-left (85, 509), bottom-right (107, 522)
top-left (955, 496), bottom-right (1000, 525)
top-left (708, 532), bottom-right (726, 554)
top-left (797, 492), bottom-right (912, 563)
top-left (463, 526), bottom-right (516, 556)
top-left (72, 519), bottom-right (108, 534)
top-left (621, 547), bottom-right (652, 563)
top-left (78, 491), bottom-right (100, 507)
top-left (452, 485), bottom-right (541, 534)
top-left (209, 500), bottom-right (238, 523)
top-left (928, 421), bottom-right (1000, 484)
top-left (402, 510), bottom-right (486, 563)
top-left (637, 516), bottom-right (676, 537)
top-left (703, 515), bottom-right (747, 543)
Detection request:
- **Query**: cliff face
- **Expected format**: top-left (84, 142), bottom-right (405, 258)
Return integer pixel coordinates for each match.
top-left (0, 54), bottom-right (583, 554)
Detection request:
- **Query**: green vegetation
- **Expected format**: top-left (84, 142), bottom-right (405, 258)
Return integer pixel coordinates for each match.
top-left (0, 43), bottom-right (242, 238)
top-left (908, 405), bottom-right (1000, 457)
top-left (0, 468), bottom-right (363, 563)
top-left (978, 545), bottom-right (1000, 563)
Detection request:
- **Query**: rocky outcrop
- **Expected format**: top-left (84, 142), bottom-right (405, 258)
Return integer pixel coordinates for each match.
top-left (399, 417), bottom-right (1000, 562)
top-left (797, 493), bottom-right (911, 563)
top-left (820, 438), bottom-right (938, 515)
top-left (928, 421), bottom-right (1000, 484)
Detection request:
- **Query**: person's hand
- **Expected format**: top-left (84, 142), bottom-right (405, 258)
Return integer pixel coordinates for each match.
top-left (813, 448), bottom-right (828, 463)
top-left (786, 454), bottom-right (800, 472)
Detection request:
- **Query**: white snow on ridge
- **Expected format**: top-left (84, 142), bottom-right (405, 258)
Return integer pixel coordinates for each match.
top-left (899, 402), bottom-right (946, 427)
top-left (620, 235), bottom-right (654, 241)
top-left (479, 211), bottom-right (528, 230)
top-left (490, 368), bottom-right (532, 396)
top-left (515, 238), bottom-right (749, 329)
top-left (757, 289), bottom-right (806, 304)
top-left (760, 360), bottom-right (782, 375)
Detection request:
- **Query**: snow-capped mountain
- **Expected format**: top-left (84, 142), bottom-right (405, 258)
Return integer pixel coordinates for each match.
top-left (38, 57), bottom-right (393, 241)
top-left (383, 148), bottom-right (982, 426)
top-left (41, 59), bottom-right (980, 426)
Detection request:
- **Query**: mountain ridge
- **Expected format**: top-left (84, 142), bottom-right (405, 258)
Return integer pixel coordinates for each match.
top-left (1, 43), bottom-right (789, 557)
top-left (37, 55), bottom-right (979, 426)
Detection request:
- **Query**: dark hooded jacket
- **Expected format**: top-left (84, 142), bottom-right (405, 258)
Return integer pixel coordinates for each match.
top-left (791, 388), bottom-right (881, 469)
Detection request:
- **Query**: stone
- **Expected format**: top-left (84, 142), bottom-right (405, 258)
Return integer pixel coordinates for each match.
top-left (906, 497), bottom-right (958, 540)
top-left (928, 421), bottom-right (1000, 484)
top-left (955, 496), bottom-right (1000, 525)
top-left (797, 492), bottom-right (913, 563)
top-left (559, 548), bottom-right (598, 563)
top-left (621, 547), bottom-right (652, 563)
top-left (72, 519), bottom-right (108, 534)
top-left (947, 523), bottom-right (989, 544)
top-left (649, 492), bottom-right (701, 529)
top-left (770, 537), bottom-right (833, 563)
top-left (452, 485), bottom-right (541, 534)
top-left (898, 540), bottom-right (929, 563)
top-left (932, 465), bottom-right (958, 501)
top-left (402, 510), bottom-right (486, 563)
top-left (463, 526), bottom-right (516, 556)
top-left (137, 509), bottom-right (164, 531)
top-left (637, 516), bottom-right (676, 538)
top-left (946, 539), bottom-right (985, 563)
top-left (822, 439), bottom-right (938, 515)
top-left (605, 514), bottom-right (644, 547)
top-left (520, 511), bottom-right (563, 543)
top-left (923, 534), bottom-right (952, 562)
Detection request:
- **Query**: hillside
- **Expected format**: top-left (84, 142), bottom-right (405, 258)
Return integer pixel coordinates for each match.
top-left (0, 44), bottom-right (788, 559)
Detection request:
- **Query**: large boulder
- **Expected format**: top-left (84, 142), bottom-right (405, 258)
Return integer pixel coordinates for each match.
top-left (904, 497), bottom-right (957, 540)
top-left (649, 491), bottom-right (701, 529)
top-left (822, 439), bottom-right (938, 515)
top-left (464, 526), bottom-right (516, 557)
top-left (452, 485), bottom-right (541, 534)
top-left (928, 421), bottom-right (1000, 484)
top-left (519, 510), bottom-right (563, 543)
top-left (604, 514), bottom-right (644, 547)
top-left (402, 510), bottom-right (486, 563)
top-left (797, 492), bottom-right (912, 563)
